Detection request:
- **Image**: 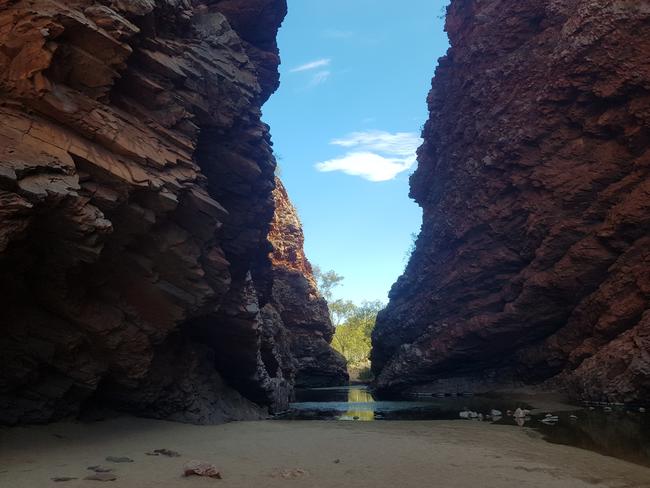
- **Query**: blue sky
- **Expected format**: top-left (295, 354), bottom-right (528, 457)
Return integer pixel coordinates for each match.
top-left (263, 0), bottom-right (450, 304)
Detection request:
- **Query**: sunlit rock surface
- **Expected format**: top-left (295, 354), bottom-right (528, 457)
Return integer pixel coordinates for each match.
top-left (0, 0), bottom-right (341, 425)
top-left (372, 0), bottom-right (650, 403)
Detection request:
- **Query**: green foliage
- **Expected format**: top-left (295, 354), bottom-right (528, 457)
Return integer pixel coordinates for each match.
top-left (312, 266), bottom-right (344, 302)
top-left (329, 299), bottom-right (356, 326)
top-left (331, 300), bottom-right (384, 368)
top-left (311, 265), bottom-right (383, 375)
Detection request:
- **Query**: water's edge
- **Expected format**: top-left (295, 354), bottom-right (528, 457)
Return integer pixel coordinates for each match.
top-left (278, 386), bottom-right (650, 468)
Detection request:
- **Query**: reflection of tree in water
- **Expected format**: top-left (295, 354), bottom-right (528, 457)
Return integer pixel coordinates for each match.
top-left (341, 388), bottom-right (375, 421)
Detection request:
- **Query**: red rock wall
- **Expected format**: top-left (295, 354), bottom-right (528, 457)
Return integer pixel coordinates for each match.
top-left (372, 0), bottom-right (650, 404)
top-left (266, 178), bottom-right (348, 387)
top-left (0, 0), bottom-right (338, 425)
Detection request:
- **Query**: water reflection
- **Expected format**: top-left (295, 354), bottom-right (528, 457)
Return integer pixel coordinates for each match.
top-left (285, 386), bottom-right (650, 468)
top-left (339, 387), bottom-right (375, 421)
top-left (537, 410), bottom-right (650, 467)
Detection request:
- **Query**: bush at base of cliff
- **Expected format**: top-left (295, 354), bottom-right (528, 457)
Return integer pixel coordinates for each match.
top-left (331, 300), bottom-right (383, 369)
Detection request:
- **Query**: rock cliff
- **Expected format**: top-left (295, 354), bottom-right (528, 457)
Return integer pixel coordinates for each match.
top-left (266, 178), bottom-right (348, 388)
top-left (372, 0), bottom-right (650, 404)
top-left (0, 0), bottom-right (343, 425)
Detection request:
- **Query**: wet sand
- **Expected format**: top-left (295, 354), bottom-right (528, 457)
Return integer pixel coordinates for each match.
top-left (1, 417), bottom-right (649, 488)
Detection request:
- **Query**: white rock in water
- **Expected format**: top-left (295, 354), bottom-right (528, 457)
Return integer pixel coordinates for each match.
top-left (513, 408), bottom-right (526, 418)
top-left (459, 411), bottom-right (471, 419)
top-left (639, 407), bottom-right (646, 413)
top-left (491, 409), bottom-right (502, 417)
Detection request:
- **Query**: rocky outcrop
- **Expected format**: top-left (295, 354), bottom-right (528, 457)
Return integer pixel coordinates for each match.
top-left (265, 178), bottom-right (348, 388)
top-left (372, 0), bottom-right (650, 404)
top-left (0, 0), bottom-right (338, 425)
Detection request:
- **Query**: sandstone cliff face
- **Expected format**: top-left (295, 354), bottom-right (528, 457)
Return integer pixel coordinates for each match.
top-left (266, 178), bottom-right (348, 388)
top-left (0, 0), bottom-right (338, 425)
top-left (372, 0), bottom-right (650, 404)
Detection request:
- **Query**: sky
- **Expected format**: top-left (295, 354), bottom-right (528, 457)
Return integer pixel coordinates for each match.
top-left (263, 0), bottom-right (450, 304)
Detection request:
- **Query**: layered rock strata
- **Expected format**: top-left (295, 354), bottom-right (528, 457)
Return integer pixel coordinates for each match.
top-left (265, 178), bottom-right (348, 388)
top-left (372, 0), bottom-right (650, 404)
top-left (0, 0), bottom-right (342, 425)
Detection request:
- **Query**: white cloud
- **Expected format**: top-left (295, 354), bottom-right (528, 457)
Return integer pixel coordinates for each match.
top-left (315, 152), bottom-right (415, 182)
top-left (331, 131), bottom-right (421, 157)
top-left (310, 70), bottom-right (331, 86)
top-left (315, 130), bottom-right (422, 182)
top-left (290, 58), bottom-right (331, 73)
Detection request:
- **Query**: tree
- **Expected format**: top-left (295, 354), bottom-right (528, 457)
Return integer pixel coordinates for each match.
top-left (331, 300), bottom-right (384, 368)
top-left (329, 299), bottom-right (356, 326)
top-left (312, 266), bottom-right (344, 302)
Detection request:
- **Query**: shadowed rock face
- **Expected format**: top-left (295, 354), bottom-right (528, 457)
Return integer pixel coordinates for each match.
top-left (0, 0), bottom-right (341, 425)
top-left (372, 0), bottom-right (650, 403)
top-left (266, 178), bottom-right (349, 388)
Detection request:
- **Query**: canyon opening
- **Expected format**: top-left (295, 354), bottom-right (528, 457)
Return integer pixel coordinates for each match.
top-left (1, 1), bottom-right (649, 487)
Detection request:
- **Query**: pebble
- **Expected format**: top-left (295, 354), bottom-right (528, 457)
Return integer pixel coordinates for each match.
top-left (459, 410), bottom-right (479, 419)
top-left (183, 460), bottom-right (222, 479)
top-left (106, 456), bottom-right (133, 463)
top-left (84, 473), bottom-right (117, 482)
top-left (146, 449), bottom-right (181, 457)
top-left (87, 466), bottom-right (113, 473)
top-left (278, 468), bottom-right (307, 479)
top-left (541, 414), bottom-right (559, 424)
top-left (490, 409), bottom-right (502, 417)
top-left (639, 407), bottom-right (646, 413)
top-left (51, 477), bottom-right (77, 482)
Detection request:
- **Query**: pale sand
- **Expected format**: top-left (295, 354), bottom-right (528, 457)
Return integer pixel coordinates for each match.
top-left (1, 418), bottom-right (649, 488)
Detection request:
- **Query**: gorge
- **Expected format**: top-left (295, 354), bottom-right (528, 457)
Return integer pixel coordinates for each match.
top-left (2, 1), bottom-right (650, 487)
top-left (1, 0), bottom-right (649, 428)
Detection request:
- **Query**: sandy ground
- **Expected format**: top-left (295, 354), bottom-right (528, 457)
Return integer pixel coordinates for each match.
top-left (1, 418), bottom-right (649, 488)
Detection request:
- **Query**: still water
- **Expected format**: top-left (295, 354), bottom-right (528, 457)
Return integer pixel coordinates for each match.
top-left (283, 386), bottom-right (650, 468)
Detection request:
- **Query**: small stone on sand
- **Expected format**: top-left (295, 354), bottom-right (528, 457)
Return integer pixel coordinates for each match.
top-left (106, 456), bottom-right (133, 463)
top-left (84, 473), bottom-right (117, 481)
top-left (183, 460), bottom-right (222, 479)
top-left (51, 477), bottom-right (77, 482)
top-left (146, 448), bottom-right (181, 457)
top-left (88, 466), bottom-right (113, 473)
